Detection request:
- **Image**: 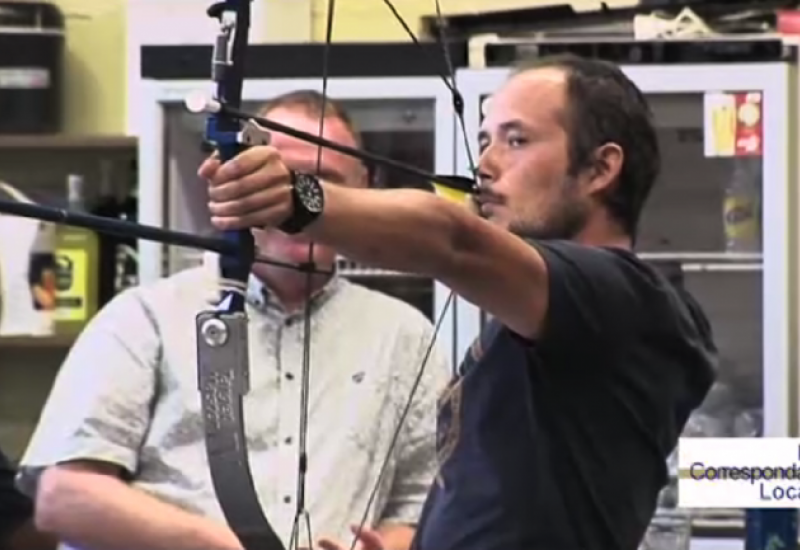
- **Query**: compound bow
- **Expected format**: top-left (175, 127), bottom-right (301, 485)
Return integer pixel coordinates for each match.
top-left (0, 1), bottom-right (478, 549)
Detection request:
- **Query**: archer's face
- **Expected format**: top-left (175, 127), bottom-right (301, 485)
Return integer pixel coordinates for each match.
top-left (475, 68), bottom-right (590, 240)
top-left (252, 106), bottom-right (366, 269)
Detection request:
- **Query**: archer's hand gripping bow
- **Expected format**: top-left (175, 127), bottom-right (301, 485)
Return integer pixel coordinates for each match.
top-left (192, 2), bottom-right (284, 550)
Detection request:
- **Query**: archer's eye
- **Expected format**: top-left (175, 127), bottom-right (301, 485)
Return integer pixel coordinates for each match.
top-left (507, 136), bottom-right (527, 148)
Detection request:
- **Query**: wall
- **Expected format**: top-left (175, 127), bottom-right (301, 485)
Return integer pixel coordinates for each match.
top-left (309, 0), bottom-right (637, 41)
top-left (51, 0), bottom-right (127, 135)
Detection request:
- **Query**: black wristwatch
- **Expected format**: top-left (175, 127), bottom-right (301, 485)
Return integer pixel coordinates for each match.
top-left (278, 171), bottom-right (325, 234)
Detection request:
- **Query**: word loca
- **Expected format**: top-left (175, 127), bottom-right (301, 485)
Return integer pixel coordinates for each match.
top-left (760, 483), bottom-right (800, 501)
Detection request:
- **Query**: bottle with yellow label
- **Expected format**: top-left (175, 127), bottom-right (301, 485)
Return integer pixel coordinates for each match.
top-left (54, 174), bottom-right (99, 336)
top-left (723, 158), bottom-right (762, 253)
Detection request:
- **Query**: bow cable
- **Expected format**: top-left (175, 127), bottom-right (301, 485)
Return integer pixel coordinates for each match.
top-left (289, 0), bottom-right (338, 548)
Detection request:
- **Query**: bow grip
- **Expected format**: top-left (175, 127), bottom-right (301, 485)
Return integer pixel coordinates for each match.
top-left (208, 117), bottom-right (255, 307)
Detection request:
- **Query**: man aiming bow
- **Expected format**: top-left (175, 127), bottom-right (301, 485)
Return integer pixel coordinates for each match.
top-left (199, 54), bottom-right (717, 550)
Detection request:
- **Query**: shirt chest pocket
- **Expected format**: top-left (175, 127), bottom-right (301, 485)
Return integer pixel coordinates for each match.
top-left (314, 365), bottom-right (399, 457)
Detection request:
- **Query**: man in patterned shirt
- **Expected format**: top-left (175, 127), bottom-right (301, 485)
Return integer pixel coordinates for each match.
top-left (16, 91), bottom-right (449, 550)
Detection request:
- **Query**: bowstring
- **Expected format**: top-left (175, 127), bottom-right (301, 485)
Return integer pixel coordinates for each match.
top-left (291, 0), bottom-right (337, 546)
top-left (346, 1), bottom-right (479, 549)
top-left (289, 0), bottom-right (337, 548)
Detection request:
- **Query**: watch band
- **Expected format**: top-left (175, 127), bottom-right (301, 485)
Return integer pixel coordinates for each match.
top-left (278, 171), bottom-right (323, 234)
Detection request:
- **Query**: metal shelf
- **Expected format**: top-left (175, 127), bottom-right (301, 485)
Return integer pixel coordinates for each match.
top-left (335, 252), bottom-right (763, 279)
top-left (337, 265), bottom-right (426, 279)
top-left (680, 263), bottom-right (762, 273)
top-left (638, 252), bottom-right (763, 263)
top-left (0, 334), bottom-right (75, 349)
top-left (0, 134), bottom-right (137, 150)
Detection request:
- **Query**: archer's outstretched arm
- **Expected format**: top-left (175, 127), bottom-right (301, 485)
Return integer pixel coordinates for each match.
top-left (306, 184), bottom-right (550, 339)
top-left (201, 146), bottom-right (550, 340)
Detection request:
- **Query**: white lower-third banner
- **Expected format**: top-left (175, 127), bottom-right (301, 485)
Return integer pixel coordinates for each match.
top-left (678, 437), bottom-right (800, 508)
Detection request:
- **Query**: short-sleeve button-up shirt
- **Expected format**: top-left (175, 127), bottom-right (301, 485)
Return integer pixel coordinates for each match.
top-left (18, 267), bottom-right (449, 549)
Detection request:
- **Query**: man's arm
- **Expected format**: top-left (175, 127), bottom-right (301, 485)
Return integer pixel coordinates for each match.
top-left (305, 184), bottom-right (550, 340)
top-left (17, 289), bottom-right (242, 550)
top-left (34, 461), bottom-right (240, 550)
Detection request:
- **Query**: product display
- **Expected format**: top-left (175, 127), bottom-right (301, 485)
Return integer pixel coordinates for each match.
top-left (0, 180), bottom-right (56, 336)
top-left (91, 160), bottom-right (138, 308)
top-left (91, 162), bottom-right (123, 307)
top-left (114, 161), bottom-right (138, 295)
top-left (54, 173), bottom-right (99, 335)
top-left (723, 157), bottom-right (762, 253)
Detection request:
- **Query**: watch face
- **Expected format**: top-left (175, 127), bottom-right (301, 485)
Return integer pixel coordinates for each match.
top-left (296, 174), bottom-right (324, 213)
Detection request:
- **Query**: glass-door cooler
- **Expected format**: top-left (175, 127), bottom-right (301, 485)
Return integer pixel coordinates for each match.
top-left (135, 76), bottom-right (462, 370)
top-left (452, 59), bottom-right (797, 549)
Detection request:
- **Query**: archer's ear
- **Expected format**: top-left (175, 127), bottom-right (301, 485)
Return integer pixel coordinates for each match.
top-left (585, 142), bottom-right (624, 197)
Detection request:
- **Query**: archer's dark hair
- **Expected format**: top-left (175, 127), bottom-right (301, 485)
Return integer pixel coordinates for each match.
top-left (513, 54), bottom-right (661, 237)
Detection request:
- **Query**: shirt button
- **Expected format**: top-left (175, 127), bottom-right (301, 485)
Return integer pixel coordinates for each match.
top-left (285, 372), bottom-right (294, 381)
top-left (284, 437), bottom-right (293, 445)
top-left (283, 495), bottom-right (292, 504)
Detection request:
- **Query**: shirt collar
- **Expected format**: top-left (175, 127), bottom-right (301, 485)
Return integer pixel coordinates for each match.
top-left (246, 271), bottom-right (344, 315)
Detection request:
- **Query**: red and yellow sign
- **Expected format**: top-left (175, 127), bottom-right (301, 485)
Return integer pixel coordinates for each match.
top-left (703, 91), bottom-right (763, 158)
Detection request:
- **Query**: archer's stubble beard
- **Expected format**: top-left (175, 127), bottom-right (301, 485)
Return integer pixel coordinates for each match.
top-left (510, 182), bottom-right (590, 241)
